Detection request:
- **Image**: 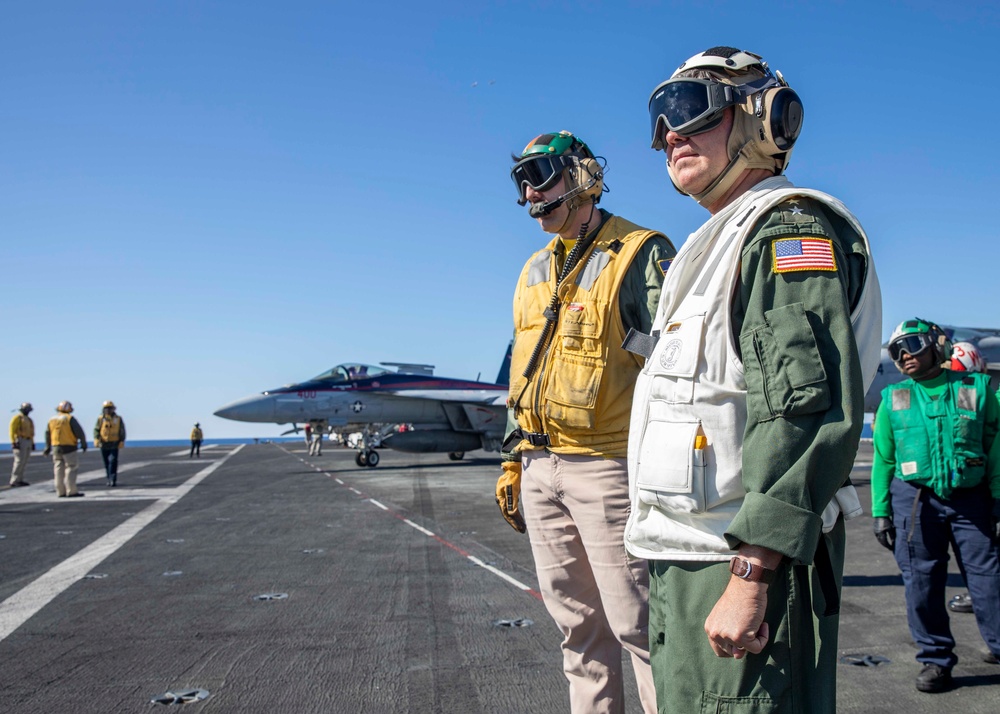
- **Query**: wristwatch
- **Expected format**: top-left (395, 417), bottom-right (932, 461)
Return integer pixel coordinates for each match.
top-left (729, 556), bottom-right (777, 584)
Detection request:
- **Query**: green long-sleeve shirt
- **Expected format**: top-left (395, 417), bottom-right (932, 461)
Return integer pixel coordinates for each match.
top-left (870, 372), bottom-right (1000, 518)
top-left (724, 197), bottom-right (871, 565)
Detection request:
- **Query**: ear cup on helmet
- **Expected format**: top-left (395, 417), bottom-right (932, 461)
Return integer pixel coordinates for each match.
top-left (573, 157), bottom-right (604, 200)
top-left (758, 87), bottom-right (803, 153)
top-left (930, 324), bottom-right (953, 362)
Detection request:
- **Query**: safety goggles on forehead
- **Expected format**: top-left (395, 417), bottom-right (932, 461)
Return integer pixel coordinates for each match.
top-left (511, 154), bottom-right (575, 197)
top-left (888, 334), bottom-right (934, 362)
top-left (648, 76), bottom-right (776, 149)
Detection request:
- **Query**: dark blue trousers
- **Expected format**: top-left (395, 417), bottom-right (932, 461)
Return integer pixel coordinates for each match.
top-left (890, 478), bottom-right (1000, 668)
top-left (100, 447), bottom-right (119, 485)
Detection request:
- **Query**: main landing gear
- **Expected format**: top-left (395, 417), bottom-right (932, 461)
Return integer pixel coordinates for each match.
top-left (447, 451), bottom-right (464, 461)
top-left (355, 450), bottom-right (379, 468)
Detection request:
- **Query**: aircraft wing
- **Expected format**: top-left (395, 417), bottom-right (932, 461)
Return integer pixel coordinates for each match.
top-left (385, 389), bottom-right (508, 406)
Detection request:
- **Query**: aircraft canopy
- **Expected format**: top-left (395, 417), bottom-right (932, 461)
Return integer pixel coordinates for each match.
top-left (311, 363), bottom-right (392, 382)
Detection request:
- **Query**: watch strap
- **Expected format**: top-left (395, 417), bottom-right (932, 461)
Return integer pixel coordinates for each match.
top-left (729, 556), bottom-right (777, 584)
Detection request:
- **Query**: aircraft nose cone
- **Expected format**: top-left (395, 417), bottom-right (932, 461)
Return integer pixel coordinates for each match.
top-left (214, 394), bottom-right (277, 423)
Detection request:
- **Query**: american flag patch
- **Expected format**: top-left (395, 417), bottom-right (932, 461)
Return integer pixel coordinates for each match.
top-left (657, 258), bottom-right (673, 276)
top-left (772, 237), bottom-right (837, 273)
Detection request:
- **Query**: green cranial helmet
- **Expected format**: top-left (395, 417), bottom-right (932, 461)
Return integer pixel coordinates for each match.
top-left (887, 318), bottom-right (952, 365)
top-left (510, 131), bottom-right (604, 208)
top-left (520, 131), bottom-right (590, 160)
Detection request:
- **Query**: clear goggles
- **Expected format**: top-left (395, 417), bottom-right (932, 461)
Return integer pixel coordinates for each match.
top-left (511, 154), bottom-right (574, 198)
top-left (888, 334), bottom-right (934, 362)
top-left (648, 76), bottom-right (775, 148)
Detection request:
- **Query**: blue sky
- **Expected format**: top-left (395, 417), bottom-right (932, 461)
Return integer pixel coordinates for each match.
top-left (4, 1), bottom-right (999, 439)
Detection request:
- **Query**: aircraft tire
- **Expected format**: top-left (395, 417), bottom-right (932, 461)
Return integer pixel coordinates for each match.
top-left (448, 451), bottom-right (464, 461)
top-left (366, 450), bottom-right (380, 467)
top-left (355, 452), bottom-right (367, 467)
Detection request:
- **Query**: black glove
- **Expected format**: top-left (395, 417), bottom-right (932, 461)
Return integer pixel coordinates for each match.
top-left (992, 500), bottom-right (1000, 543)
top-left (873, 517), bottom-right (896, 551)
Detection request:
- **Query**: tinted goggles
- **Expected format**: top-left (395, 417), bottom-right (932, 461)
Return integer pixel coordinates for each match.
top-left (888, 334), bottom-right (934, 362)
top-left (511, 154), bottom-right (574, 197)
top-left (648, 75), bottom-right (776, 149)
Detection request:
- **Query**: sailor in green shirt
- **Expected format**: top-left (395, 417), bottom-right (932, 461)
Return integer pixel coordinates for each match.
top-left (871, 318), bottom-right (1000, 693)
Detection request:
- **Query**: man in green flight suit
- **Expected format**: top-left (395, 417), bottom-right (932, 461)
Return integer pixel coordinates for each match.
top-left (625, 47), bottom-right (882, 713)
top-left (871, 318), bottom-right (1000, 692)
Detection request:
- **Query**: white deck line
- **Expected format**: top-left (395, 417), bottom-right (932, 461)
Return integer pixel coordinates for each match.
top-left (0, 446), bottom-right (244, 642)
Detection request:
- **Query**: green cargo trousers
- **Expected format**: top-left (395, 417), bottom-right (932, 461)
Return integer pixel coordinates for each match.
top-left (648, 519), bottom-right (844, 714)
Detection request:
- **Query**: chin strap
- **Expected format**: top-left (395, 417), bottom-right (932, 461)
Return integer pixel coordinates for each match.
top-left (668, 140), bottom-right (758, 209)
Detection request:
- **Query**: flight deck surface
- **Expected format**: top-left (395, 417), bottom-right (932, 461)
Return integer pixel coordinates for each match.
top-left (1, 444), bottom-right (998, 712)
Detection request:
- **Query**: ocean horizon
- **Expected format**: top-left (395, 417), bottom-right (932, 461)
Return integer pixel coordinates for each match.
top-left (2, 424), bottom-right (875, 451)
top-left (1, 436), bottom-right (306, 450)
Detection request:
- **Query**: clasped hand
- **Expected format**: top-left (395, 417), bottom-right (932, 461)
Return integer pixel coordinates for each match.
top-left (704, 577), bottom-right (770, 660)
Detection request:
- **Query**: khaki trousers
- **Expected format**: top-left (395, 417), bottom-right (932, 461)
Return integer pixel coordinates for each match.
top-left (10, 441), bottom-right (31, 485)
top-left (522, 450), bottom-right (656, 714)
top-left (53, 450), bottom-right (80, 496)
top-left (309, 434), bottom-right (322, 456)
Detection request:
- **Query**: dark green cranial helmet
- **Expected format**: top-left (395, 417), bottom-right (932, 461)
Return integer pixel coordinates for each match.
top-left (888, 318), bottom-right (952, 364)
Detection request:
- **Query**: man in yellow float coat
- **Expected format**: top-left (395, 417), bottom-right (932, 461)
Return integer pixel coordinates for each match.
top-left (43, 401), bottom-right (88, 497)
top-left (94, 400), bottom-right (126, 487)
top-left (9, 402), bottom-right (35, 487)
top-left (496, 130), bottom-right (675, 714)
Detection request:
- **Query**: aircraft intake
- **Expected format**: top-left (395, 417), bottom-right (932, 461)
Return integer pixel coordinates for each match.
top-left (380, 430), bottom-right (482, 454)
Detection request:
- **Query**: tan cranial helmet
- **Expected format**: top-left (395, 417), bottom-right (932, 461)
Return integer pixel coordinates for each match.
top-left (57, 400), bottom-right (74, 413)
top-left (648, 46), bottom-right (804, 208)
top-left (103, 400), bottom-right (116, 410)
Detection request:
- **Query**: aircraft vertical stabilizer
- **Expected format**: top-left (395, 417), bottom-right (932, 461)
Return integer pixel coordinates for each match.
top-left (496, 341), bottom-right (512, 387)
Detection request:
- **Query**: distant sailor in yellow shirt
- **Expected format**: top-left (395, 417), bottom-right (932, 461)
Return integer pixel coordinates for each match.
top-left (190, 423), bottom-right (203, 458)
top-left (93, 400), bottom-right (126, 487)
top-left (9, 402), bottom-right (35, 487)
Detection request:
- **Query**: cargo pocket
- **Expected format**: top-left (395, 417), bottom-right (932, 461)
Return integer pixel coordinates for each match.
top-left (645, 313), bottom-right (706, 405)
top-left (544, 353), bottom-right (601, 430)
top-left (740, 302), bottom-right (830, 421)
top-left (635, 419), bottom-right (708, 513)
top-left (701, 691), bottom-right (787, 713)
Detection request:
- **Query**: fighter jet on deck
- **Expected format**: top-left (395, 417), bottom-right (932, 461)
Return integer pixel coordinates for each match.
top-left (864, 325), bottom-right (1000, 412)
top-left (214, 345), bottom-right (511, 467)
